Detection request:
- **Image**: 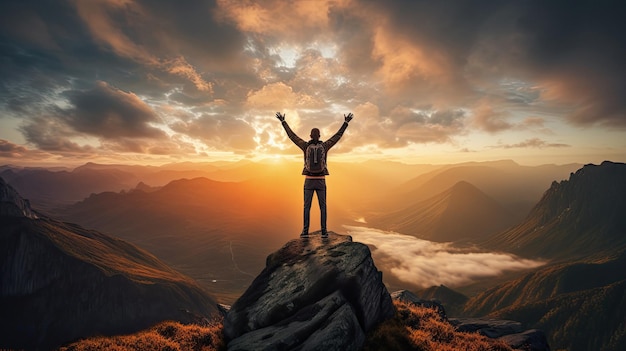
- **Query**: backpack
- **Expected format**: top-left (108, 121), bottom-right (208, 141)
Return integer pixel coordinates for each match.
top-left (305, 142), bottom-right (326, 174)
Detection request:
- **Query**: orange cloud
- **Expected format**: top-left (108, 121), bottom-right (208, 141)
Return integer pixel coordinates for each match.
top-left (372, 26), bottom-right (451, 89)
top-left (246, 82), bottom-right (324, 110)
top-left (471, 100), bottom-right (512, 133)
top-left (215, 0), bottom-right (352, 37)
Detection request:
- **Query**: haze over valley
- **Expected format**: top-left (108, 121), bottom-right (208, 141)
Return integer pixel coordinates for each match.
top-left (2, 159), bottom-right (582, 301)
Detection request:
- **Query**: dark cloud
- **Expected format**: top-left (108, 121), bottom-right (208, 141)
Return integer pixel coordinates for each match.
top-left (0, 139), bottom-right (52, 160)
top-left (0, 139), bottom-right (27, 157)
top-left (20, 117), bottom-right (94, 152)
top-left (62, 81), bottom-right (165, 139)
top-left (355, 0), bottom-right (626, 127)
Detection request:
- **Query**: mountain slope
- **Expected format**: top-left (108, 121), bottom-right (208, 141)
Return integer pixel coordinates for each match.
top-left (371, 181), bottom-right (516, 242)
top-left (463, 250), bottom-right (626, 351)
top-left (56, 176), bottom-right (308, 303)
top-left (483, 161), bottom-right (626, 259)
top-left (462, 161), bottom-right (626, 351)
top-left (0, 178), bottom-right (219, 350)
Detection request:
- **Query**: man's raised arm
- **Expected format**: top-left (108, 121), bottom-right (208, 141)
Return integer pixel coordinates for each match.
top-left (276, 112), bottom-right (307, 151)
top-left (323, 113), bottom-right (353, 151)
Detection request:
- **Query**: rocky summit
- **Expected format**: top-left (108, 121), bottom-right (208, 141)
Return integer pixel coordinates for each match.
top-left (224, 231), bottom-right (395, 351)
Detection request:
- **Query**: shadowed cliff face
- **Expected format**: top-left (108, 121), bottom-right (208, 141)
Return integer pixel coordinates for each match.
top-left (224, 232), bottom-right (395, 351)
top-left (0, 177), bottom-right (37, 218)
top-left (0, 179), bottom-right (219, 350)
top-left (483, 161), bottom-right (626, 259)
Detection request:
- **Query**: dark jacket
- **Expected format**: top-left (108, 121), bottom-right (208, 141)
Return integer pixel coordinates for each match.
top-left (281, 120), bottom-right (349, 175)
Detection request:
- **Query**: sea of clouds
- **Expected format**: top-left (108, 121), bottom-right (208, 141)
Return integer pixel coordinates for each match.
top-left (344, 225), bottom-right (545, 288)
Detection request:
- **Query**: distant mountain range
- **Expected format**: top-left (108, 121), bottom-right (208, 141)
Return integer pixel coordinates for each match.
top-left (370, 181), bottom-right (516, 242)
top-left (56, 176), bottom-right (307, 303)
top-left (369, 161), bottom-right (581, 221)
top-left (0, 177), bottom-right (219, 350)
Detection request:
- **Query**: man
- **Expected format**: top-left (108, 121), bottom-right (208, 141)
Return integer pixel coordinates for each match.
top-left (276, 111), bottom-right (353, 238)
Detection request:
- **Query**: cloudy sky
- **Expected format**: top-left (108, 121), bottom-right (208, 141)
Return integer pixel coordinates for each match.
top-left (1, 0), bottom-right (625, 166)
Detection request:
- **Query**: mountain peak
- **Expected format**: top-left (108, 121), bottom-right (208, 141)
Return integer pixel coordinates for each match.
top-left (224, 232), bottom-right (395, 350)
top-left (0, 177), bottom-right (37, 219)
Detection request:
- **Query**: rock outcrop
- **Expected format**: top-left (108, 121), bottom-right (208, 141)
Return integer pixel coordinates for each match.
top-left (224, 232), bottom-right (395, 350)
top-left (0, 176), bottom-right (37, 218)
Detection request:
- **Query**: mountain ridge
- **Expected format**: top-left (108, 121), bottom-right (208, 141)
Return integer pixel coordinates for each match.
top-left (483, 161), bottom-right (626, 259)
top-left (0, 178), bottom-right (219, 350)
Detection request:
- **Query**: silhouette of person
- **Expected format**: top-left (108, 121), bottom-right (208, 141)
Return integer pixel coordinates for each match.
top-left (277, 112), bottom-right (353, 238)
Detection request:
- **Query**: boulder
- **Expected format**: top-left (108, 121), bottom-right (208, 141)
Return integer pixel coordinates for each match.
top-left (224, 232), bottom-right (394, 350)
top-left (449, 318), bottom-right (550, 350)
top-left (499, 329), bottom-right (551, 351)
top-left (449, 317), bottom-right (523, 338)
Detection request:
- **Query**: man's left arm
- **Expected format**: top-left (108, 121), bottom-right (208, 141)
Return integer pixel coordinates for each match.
top-left (324, 113), bottom-right (353, 150)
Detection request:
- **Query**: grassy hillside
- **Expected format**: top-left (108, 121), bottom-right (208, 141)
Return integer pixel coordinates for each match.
top-left (59, 320), bottom-right (226, 351)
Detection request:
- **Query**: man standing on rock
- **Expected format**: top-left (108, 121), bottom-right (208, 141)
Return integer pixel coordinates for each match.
top-left (276, 112), bottom-right (353, 239)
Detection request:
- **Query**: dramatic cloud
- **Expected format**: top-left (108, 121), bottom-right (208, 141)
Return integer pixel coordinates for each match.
top-left (345, 226), bottom-right (545, 288)
top-left (1, 0), bottom-right (624, 164)
top-left (62, 81), bottom-right (165, 139)
top-left (0, 139), bottom-right (27, 158)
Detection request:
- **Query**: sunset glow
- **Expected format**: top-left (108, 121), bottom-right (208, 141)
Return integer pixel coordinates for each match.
top-left (1, 0), bottom-right (625, 166)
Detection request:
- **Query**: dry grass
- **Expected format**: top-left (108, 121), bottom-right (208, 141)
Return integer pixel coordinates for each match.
top-left (58, 320), bottom-right (225, 351)
top-left (58, 301), bottom-right (513, 351)
top-left (363, 300), bottom-right (513, 351)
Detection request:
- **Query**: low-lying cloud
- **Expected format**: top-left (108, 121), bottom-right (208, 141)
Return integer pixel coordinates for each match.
top-left (344, 225), bottom-right (545, 289)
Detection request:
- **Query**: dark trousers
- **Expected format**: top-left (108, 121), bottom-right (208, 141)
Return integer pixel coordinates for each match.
top-left (303, 178), bottom-right (326, 233)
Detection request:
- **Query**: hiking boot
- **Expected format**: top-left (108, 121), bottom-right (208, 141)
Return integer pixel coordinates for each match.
top-left (300, 231), bottom-right (309, 238)
top-left (321, 230), bottom-right (328, 238)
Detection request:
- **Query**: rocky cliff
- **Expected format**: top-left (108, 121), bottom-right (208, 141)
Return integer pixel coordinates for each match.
top-left (224, 232), bottom-right (395, 350)
top-left (483, 161), bottom-right (626, 259)
top-left (0, 176), bottom-right (37, 218)
top-left (0, 179), bottom-right (219, 350)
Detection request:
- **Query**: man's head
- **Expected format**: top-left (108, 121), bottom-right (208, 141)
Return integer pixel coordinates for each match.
top-left (310, 128), bottom-right (320, 141)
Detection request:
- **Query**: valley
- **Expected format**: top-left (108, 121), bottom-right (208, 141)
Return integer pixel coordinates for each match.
top-left (3, 159), bottom-right (624, 350)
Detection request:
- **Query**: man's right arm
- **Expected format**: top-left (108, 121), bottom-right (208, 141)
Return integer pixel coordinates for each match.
top-left (277, 112), bottom-right (307, 151)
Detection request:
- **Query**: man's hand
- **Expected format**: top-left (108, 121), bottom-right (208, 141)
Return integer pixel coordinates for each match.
top-left (344, 113), bottom-right (353, 123)
top-left (276, 112), bottom-right (285, 122)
